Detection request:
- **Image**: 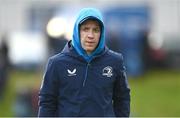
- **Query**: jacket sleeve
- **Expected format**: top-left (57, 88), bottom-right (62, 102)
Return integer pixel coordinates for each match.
top-left (38, 58), bottom-right (59, 117)
top-left (113, 55), bottom-right (130, 117)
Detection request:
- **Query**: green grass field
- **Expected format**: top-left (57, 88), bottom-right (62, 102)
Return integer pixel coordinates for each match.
top-left (0, 69), bottom-right (180, 116)
top-left (129, 69), bottom-right (180, 116)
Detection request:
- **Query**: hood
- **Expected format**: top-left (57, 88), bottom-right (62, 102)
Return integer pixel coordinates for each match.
top-left (72, 8), bottom-right (105, 62)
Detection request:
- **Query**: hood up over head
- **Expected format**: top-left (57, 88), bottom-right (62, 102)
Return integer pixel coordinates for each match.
top-left (72, 8), bottom-right (105, 62)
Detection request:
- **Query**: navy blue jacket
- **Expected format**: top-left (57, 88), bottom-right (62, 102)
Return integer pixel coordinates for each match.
top-left (38, 8), bottom-right (130, 117)
top-left (38, 41), bottom-right (130, 117)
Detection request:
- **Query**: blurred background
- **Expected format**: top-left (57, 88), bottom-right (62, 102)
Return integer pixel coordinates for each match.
top-left (0, 0), bottom-right (180, 116)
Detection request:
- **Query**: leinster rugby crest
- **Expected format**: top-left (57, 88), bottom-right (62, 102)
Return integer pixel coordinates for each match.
top-left (102, 66), bottom-right (113, 77)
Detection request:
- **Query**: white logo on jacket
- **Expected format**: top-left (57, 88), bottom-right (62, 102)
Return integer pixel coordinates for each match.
top-left (102, 66), bottom-right (113, 77)
top-left (67, 68), bottom-right (77, 76)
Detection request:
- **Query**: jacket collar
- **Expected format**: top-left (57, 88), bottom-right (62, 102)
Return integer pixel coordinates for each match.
top-left (62, 40), bottom-right (108, 63)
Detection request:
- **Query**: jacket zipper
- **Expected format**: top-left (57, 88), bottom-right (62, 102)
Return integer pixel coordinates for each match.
top-left (83, 62), bottom-right (90, 87)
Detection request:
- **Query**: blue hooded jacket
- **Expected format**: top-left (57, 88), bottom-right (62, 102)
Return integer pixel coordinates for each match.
top-left (38, 8), bottom-right (130, 117)
top-left (72, 8), bottom-right (105, 62)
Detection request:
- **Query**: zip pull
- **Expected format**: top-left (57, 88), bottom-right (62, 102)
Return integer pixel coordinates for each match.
top-left (83, 63), bottom-right (90, 87)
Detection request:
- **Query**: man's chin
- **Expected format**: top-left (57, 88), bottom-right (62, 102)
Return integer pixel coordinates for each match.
top-left (85, 48), bottom-right (95, 54)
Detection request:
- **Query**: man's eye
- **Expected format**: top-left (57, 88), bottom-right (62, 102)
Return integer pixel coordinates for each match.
top-left (94, 28), bottom-right (100, 33)
top-left (83, 27), bottom-right (89, 32)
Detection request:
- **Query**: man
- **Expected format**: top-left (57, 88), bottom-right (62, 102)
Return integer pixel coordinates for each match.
top-left (38, 8), bottom-right (130, 117)
top-left (0, 35), bottom-right (9, 99)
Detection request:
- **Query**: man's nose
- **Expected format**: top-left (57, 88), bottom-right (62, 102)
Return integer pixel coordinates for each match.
top-left (87, 30), bottom-right (94, 38)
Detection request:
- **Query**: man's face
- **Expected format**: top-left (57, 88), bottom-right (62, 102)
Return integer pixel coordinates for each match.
top-left (80, 19), bottom-right (101, 55)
